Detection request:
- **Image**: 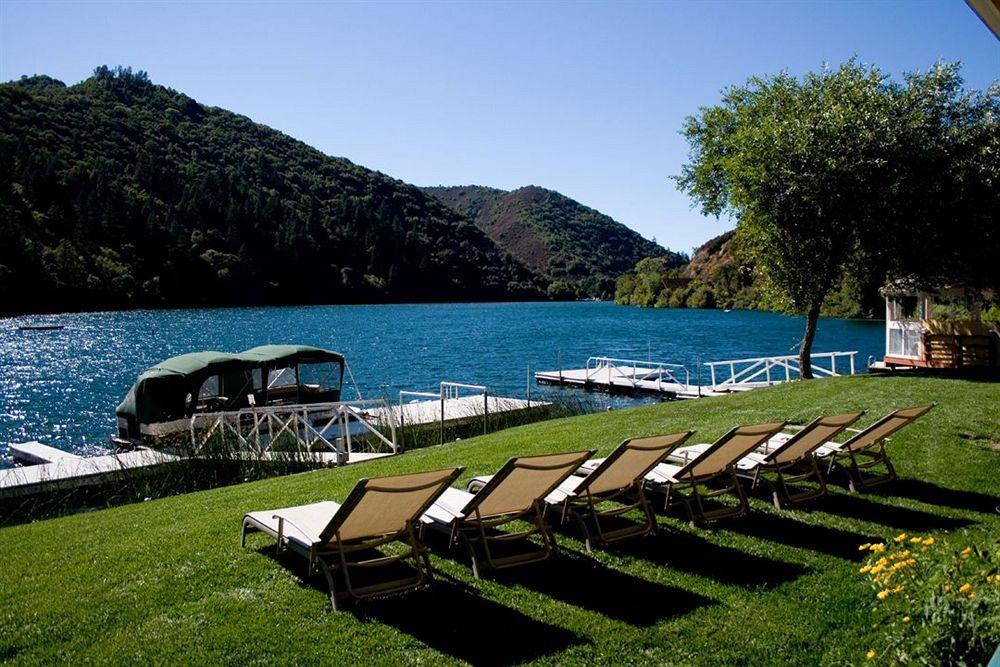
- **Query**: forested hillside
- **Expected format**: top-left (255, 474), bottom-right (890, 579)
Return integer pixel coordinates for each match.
top-left (0, 68), bottom-right (543, 314)
top-left (423, 185), bottom-right (686, 299)
top-left (616, 230), bottom-right (887, 317)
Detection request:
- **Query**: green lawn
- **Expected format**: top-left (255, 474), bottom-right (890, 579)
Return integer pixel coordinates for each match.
top-left (1, 375), bottom-right (997, 665)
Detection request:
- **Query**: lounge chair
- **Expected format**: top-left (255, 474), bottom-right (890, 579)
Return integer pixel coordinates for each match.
top-left (241, 467), bottom-right (463, 610)
top-left (469, 432), bottom-right (694, 552)
top-left (641, 422), bottom-right (787, 522)
top-left (420, 450), bottom-right (594, 578)
top-left (813, 405), bottom-right (934, 491)
top-left (671, 412), bottom-right (865, 508)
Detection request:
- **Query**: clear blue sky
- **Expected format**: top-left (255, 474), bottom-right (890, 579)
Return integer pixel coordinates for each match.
top-left (1, 1), bottom-right (997, 253)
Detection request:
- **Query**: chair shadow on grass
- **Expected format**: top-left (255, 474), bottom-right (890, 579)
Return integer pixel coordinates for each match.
top-left (606, 527), bottom-right (809, 589)
top-left (423, 530), bottom-right (715, 626)
top-left (491, 549), bottom-right (716, 626)
top-left (259, 545), bottom-right (586, 666)
top-left (353, 584), bottom-right (586, 666)
top-left (814, 493), bottom-right (975, 532)
top-left (718, 512), bottom-right (880, 561)
top-left (871, 479), bottom-right (1000, 517)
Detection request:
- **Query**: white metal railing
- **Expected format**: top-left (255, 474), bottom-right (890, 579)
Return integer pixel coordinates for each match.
top-left (398, 381), bottom-right (492, 444)
top-left (704, 351), bottom-right (858, 391)
top-left (188, 399), bottom-right (397, 464)
top-left (584, 356), bottom-right (692, 392)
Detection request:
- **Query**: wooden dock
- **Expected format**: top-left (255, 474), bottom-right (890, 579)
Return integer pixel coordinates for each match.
top-left (537, 352), bottom-right (859, 399)
top-left (0, 443), bottom-right (393, 498)
top-left (377, 394), bottom-right (547, 430)
top-left (535, 357), bottom-right (730, 399)
top-left (1, 389), bottom-right (542, 498)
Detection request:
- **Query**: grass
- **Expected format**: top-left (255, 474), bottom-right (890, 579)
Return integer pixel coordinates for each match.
top-left (0, 375), bottom-right (997, 665)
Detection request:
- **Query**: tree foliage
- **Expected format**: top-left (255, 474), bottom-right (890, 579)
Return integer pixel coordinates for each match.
top-left (0, 67), bottom-right (543, 314)
top-left (674, 60), bottom-right (998, 375)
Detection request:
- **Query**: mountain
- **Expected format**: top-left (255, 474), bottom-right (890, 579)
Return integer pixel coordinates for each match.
top-left (0, 67), bottom-right (543, 315)
top-left (422, 185), bottom-right (686, 298)
top-left (617, 229), bottom-right (885, 317)
top-left (682, 230), bottom-right (736, 281)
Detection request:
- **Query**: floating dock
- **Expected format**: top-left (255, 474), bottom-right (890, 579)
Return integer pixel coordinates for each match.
top-left (378, 395), bottom-right (543, 430)
top-left (0, 444), bottom-right (393, 498)
top-left (537, 352), bottom-right (859, 399)
top-left (2, 383), bottom-right (546, 498)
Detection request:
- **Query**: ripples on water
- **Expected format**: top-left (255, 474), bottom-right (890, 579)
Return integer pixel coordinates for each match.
top-left (0, 302), bottom-right (884, 462)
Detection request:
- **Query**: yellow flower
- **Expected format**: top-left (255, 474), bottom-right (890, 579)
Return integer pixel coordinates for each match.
top-left (910, 537), bottom-right (922, 544)
top-left (969, 592), bottom-right (976, 598)
top-left (870, 543), bottom-right (886, 553)
top-left (894, 533), bottom-right (908, 543)
top-left (892, 585), bottom-right (904, 593)
top-left (922, 537), bottom-right (934, 546)
top-left (867, 649), bottom-right (876, 660)
top-left (859, 543), bottom-right (872, 551)
top-left (944, 584), bottom-right (952, 592)
top-left (960, 546), bottom-right (972, 557)
top-left (958, 583), bottom-right (972, 593)
top-left (877, 589), bottom-right (891, 600)
top-left (860, 564), bottom-right (872, 573)
top-left (902, 616), bottom-right (911, 622)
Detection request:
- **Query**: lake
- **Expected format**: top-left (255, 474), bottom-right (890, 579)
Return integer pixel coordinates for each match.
top-left (0, 302), bottom-right (884, 460)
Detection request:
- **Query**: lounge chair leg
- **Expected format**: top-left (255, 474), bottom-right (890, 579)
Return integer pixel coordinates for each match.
top-left (240, 521), bottom-right (249, 548)
top-left (570, 510), bottom-right (593, 553)
top-left (732, 472), bottom-right (750, 518)
top-left (459, 534), bottom-right (482, 580)
top-left (318, 559), bottom-right (340, 611)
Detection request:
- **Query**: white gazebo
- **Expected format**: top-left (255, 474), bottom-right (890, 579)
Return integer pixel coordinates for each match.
top-left (880, 279), bottom-right (998, 370)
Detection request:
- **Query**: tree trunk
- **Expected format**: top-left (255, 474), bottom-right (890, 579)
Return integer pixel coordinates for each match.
top-left (799, 300), bottom-right (822, 379)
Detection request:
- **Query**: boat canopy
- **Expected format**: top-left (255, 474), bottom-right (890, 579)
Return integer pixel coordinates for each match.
top-left (115, 345), bottom-right (345, 435)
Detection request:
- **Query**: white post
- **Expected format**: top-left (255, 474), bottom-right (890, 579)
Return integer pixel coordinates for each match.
top-left (526, 365), bottom-right (531, 408)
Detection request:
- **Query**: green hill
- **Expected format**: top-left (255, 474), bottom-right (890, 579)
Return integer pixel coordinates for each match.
top-left (422, 185), bottom-right (686, 299)
top-left (617, 230), bottom-right (890, 317)
top-left (0, 67), bottom-right (543, 315)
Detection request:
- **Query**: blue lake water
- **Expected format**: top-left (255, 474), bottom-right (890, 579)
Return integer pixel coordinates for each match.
top-left (0, 302), bottom-right (884, 460)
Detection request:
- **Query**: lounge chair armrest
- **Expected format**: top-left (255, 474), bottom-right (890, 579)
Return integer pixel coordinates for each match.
top-left (273, 513), bottom-right (322, 546)
top-left (428, 500), bottom-right (466, 522)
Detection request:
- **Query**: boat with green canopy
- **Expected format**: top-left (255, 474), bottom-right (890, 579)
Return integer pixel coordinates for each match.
top-left (116, 344), bottom-right (346, 443)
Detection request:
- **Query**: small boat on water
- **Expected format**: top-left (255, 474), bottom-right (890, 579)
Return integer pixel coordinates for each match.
top-left (116, 344), bottom-right (347, 444)
top-left (18, 325), bottom-right (65, 331)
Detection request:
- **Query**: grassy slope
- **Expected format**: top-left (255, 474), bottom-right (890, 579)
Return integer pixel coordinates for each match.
top-left (1, 375), bottom-right (997, 665)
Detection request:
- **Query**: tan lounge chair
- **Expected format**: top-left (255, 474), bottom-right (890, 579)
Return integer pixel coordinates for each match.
top-left (470, 432), bottom-right (694, 552)
top-left (814, 405), bottom-right (934, 491)
top-left (241, 467), bottom-right (463, 610)
top-left (420, 450), bottom-right (594, 578)
top-left (668, 412), bottom-right (865, 508)
top-left (644, 422), bottom-right (786, 522)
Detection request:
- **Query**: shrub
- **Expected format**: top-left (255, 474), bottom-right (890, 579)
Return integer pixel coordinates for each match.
top-left (688, 284), bottom-right (716, 309)
top-left (859, 532), bottom-right (1000, 665)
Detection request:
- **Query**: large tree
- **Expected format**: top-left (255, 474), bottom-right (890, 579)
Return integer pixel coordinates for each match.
top-left (676, 61), bottom-right (998, 377)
